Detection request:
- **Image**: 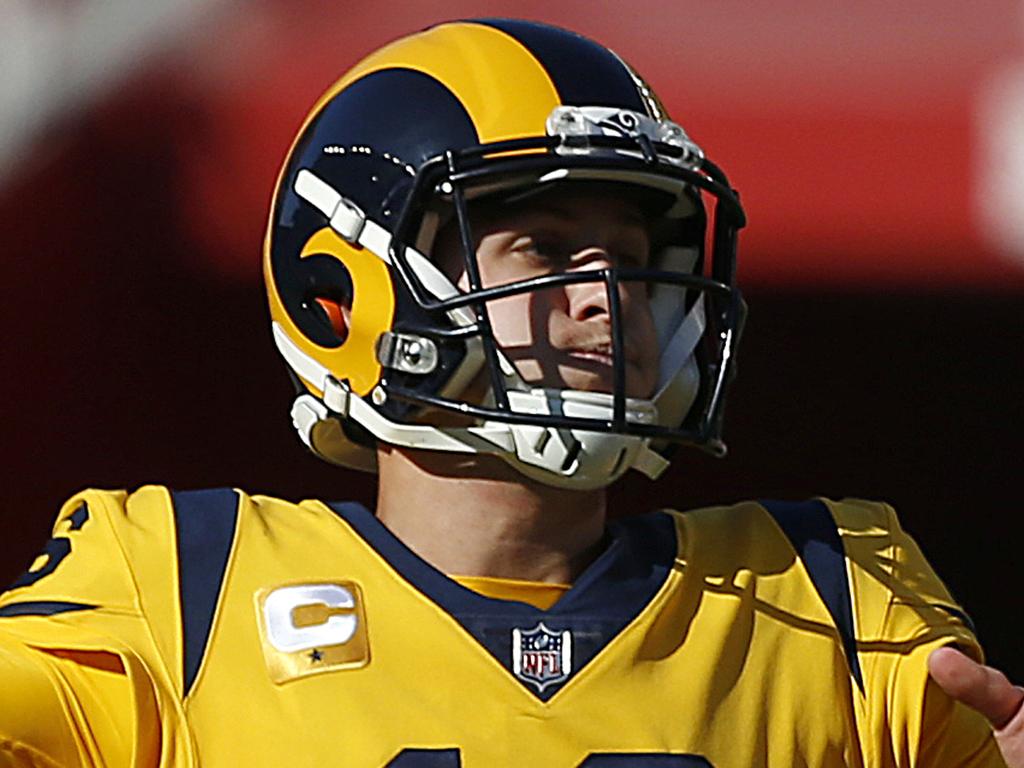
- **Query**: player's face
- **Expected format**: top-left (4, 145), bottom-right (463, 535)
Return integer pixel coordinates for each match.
top-left (438, 187), bottom-right (661, 398)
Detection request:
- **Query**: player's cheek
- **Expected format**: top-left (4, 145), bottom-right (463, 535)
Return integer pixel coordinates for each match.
top-left (486, 294), bottom-right (536, 351)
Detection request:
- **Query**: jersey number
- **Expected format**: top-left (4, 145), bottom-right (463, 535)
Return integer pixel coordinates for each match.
top-left (387, 750), bottom-right (712, 766)
top-left (10, 503), bottom-right (88, 589)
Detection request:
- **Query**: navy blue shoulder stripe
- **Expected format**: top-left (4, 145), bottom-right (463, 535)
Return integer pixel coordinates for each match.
top-left (172, 488), bottom-right (239, 697)
top-left (760, 499), bottom-right (864, 691)
top-left (470, 19), bottom-right (649, 114)
top-left (0, 600), bottom-right (95, 617)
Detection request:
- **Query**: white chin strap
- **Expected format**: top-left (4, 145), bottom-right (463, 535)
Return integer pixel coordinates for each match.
top-left (501, 389), bottom-right (670, 490)
top-left (272, 322), bottom-right (671, 489)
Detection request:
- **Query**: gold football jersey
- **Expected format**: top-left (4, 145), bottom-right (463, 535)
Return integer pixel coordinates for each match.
top-left (0, 487), bottom-right (1004, 767)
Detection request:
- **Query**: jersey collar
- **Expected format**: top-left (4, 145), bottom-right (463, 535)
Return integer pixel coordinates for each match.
top-left (327, 502), bottom-right (677, 701)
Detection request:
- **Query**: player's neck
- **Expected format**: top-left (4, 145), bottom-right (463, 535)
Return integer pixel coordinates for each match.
top-left (374, 446), bottom-right (607, 585)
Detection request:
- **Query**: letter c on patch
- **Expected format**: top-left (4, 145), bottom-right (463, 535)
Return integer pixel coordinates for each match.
top-left (263, 583), bottom-right (358, 652)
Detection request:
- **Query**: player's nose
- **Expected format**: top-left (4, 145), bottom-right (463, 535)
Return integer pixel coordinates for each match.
top-left (564, 248), bottom-right (648, 323)
top-left (564, 249), bottom-right (614, 322)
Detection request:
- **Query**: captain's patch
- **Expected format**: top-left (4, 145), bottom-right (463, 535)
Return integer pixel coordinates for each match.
top-left (256, 582), bottom-right (369, 683)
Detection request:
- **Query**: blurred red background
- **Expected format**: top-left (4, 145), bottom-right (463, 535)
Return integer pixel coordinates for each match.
top-left (2, 0), bottom-right (1022, 678)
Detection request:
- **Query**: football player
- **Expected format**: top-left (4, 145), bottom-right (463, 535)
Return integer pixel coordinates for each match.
top-left (1, 18), bottom-right (1021, 768)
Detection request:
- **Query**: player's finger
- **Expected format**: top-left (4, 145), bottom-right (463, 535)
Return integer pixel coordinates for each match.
top-left (928, 646), bottom-right (1024, 729)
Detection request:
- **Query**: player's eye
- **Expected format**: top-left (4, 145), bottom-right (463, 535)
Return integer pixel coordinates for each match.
top-left (616, 247), bottom-right (650, 269)
top-left (613, 230), bottom-right (652, 269)
top-left (511, 235), bottom-right (571, 268)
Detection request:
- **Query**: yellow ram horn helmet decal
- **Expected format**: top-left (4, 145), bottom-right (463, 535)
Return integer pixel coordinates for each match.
top-left (265, 225), bottom-right (395, 398)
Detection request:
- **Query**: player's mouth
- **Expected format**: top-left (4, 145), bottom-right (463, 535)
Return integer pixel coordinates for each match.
top-left (564, 341), bottom-right (647, 368)
top-left (566, 348), bottom-right (615, 367)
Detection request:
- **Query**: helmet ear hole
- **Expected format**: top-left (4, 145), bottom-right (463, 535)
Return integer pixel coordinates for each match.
top-left (313, 296), bottom-right (351, 343)
top-left (291, 250), bottom-right (354, 348)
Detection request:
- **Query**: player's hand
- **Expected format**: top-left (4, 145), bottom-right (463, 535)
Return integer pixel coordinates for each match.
top-left (929, 645), bottom-right (1024, 766)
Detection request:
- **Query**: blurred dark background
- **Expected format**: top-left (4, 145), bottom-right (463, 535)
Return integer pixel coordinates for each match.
top-left (2, 0), bottom-right (1022, 680)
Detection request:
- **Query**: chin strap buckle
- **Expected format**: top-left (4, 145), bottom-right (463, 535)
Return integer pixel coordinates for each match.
top-left (632, 445), bottom-right (670, 480)
top-left (322, 375), bottom-right (352, 417)
top-left (294, 168), bottom-right (366, 244)
top-left (291, 376), bottom-right (353, 449)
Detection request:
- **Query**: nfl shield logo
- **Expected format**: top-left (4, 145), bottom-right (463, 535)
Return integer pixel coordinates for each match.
top-left (512, 622), bottom-right (572, 693)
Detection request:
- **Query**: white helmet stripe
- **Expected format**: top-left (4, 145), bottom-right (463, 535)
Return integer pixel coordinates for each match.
top-left (295, 169), bottom-right (366, 244)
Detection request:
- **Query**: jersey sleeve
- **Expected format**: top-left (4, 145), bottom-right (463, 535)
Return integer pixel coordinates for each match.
top-left (0, 631), bottom-right (135, 767)
top-left (831, 499), bottom-right (1006, 767)
top-left (0, 487), bottom-right (196, 767)
top-left (2, 490), bottom-right (137, 612)
top-left (1, 487), bottom-right (185, 673)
